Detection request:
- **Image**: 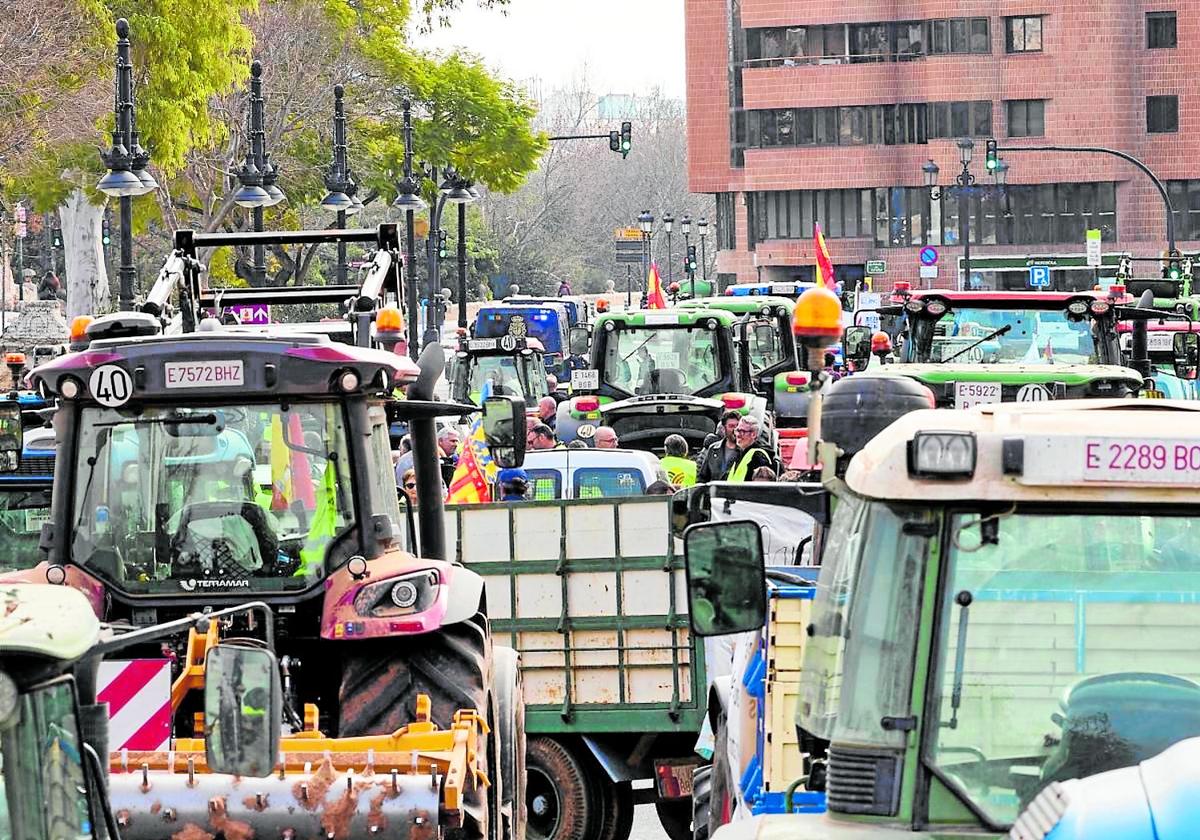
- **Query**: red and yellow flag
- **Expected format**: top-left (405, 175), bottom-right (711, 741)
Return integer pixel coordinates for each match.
top-left (815, 223), bottom-right (836, 290)
top-left (446, 413), bottom-right (497, 504)
top-left (646, 262), bottom-right (667, 309)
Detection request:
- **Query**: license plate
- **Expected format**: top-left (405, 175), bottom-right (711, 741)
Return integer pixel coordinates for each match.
top-left (467, 338), bottom-right (498, 351)
top-left (772, 283), bottom-right (796, 294)
top-left (1082, 437), bottom-right (1200, 484)
top-left (164, 360), bottom-right (245, 389)
top-left (954, 381), bottom-right (1002, 409)
top-left (571, 369), bottom-right (599, 390)
top-left (1148, 332), bottom-right (1175, 352)
top-left (654, 760), bottom-right (698, 799)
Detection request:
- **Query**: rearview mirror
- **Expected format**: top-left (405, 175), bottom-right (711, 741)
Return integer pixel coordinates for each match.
top-left (569, 325), bottom-right (590, 357)
top-left (482, 394), bottom-right (527, 468)
top-left (0, 404), bottom-right (22, 472)
top-left (204, 644), bottom-right (281, 778)
top-left (842, 326), bottom-right (872, 371)
top-left (684, 520), bottom-right (766, 636)
top-left (1174, 332), bottom-right (1199, 380)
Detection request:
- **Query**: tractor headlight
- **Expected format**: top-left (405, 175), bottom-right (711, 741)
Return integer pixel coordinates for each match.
top-left (353, 569), bottom-right (440, 617)
top-left (908, 431), bottom-right (977, 479)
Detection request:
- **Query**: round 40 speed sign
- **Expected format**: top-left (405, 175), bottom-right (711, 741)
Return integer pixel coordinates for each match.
top-left (89, 365), bottom-right (133, 407)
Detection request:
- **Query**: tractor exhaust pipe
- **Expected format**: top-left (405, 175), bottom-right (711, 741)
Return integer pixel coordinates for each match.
top-left (408, 342), bottom-right (448, 560)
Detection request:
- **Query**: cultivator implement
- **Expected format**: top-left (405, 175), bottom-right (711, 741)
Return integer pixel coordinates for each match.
top-left (106, 628), bottom-right (490, 840)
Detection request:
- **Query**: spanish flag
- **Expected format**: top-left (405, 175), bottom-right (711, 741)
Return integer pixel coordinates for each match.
top-left (815, 222), bottom-right (836, 290)
top-left (646, 262), bottom-right (667, 309)
top-left (446, 412), bottom-right (498, 504)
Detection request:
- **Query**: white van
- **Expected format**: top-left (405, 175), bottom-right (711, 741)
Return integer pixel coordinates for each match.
top-left (521, 448), bottom-right (668, 500)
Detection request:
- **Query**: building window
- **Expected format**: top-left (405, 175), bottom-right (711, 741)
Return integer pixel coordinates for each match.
top-left (1006, 100), bottom-right (1046, 137)
top-left (1147, 95), bottom-right (1179, 133)
top-left (1147, 12), bottom-right (1177, 48)
top-left (928, 17), bottom-right (990, 55)
top-left (748, 100), bottom-right (987, 149)
top-left (747, 190), bottom-right (872, 245)
top-left (716, 194), bottom-right (737, 250)
top-left (1005, 16), bottom-right (1043, 53)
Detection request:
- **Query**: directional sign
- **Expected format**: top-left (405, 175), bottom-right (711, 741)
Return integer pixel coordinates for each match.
top-left (614, 227), bottom-right (643, 241)
top-left (865, 259), bottom-right (887, 275)
top-left (919, 246), bottom-right (939, 266)
top-left (1028, 265), bottom-right (1052, 289)
top-left (1086, 229), bottom-right (1102, 268)
top-left (228, 304), bottom-right (270, 325)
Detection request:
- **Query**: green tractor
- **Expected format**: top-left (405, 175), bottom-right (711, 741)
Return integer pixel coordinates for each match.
top-left (555, 308), bottom-right (768, 452)
top-left (682, 383), bottom-right (1200, 840)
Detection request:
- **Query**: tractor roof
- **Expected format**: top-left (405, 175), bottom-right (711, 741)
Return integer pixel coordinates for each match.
top-left (32, 329), bottom-right (417, 402)
top-left (897, 290), bottom-right (1124, 308)
top-left (847, 399), bottom-right (1200, 504)
top-left (677, 296), bottom-right (794, 316)
top-left (595, 308), bottom-right (737, 329)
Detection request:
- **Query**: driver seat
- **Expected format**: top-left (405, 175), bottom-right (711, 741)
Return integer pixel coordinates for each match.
top-left (649, 368), bottom-right (687, 393)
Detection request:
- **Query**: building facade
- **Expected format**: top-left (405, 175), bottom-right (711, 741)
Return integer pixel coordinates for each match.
top-left (685, 0), bottom-right (1200, 291)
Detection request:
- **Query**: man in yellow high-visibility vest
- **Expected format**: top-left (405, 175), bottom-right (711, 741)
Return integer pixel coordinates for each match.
top-left (659, 434), bottom-right (696, 487)
top-left (727, 415), bottom-right (774, 482)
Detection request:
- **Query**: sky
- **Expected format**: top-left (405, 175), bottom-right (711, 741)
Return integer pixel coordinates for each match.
top-left (413, 0), bottom-right (687, 100)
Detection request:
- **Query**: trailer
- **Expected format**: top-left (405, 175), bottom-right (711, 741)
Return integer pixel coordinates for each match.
top-left (446, 495), bottom-right (704, 840)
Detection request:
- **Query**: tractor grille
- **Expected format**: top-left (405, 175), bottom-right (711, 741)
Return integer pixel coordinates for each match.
top-left (825, 746), bottom-right (902, 816)
top-left (15, 454), bottom-right (54, 477)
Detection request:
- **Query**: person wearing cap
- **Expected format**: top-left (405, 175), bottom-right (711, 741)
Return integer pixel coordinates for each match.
top-left (498, 467), bottom-right (530, 502)
top-left (659, 434), bottom-right (696, 487)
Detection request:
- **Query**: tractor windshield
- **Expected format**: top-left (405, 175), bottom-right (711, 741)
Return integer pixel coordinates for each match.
top-left (467, 355), bottom-right (548, 404)
top-left (70, 402), bottom-right (355, 595)
top-left (602, 326), bottom-right (723, 395)
top-left (0, 488), bottom-right (51, 572)
top-left (930, 509), bottom-right (1200, 828)
top-left (907, 306), bottom-right (1101, 365)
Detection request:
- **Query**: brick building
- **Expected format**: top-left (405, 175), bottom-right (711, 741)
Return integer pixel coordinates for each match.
top-left (685, 0), bottom-right (1200, 291)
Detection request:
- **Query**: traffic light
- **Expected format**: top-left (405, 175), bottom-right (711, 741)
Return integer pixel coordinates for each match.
top-left (984, 139), bottom-right (998, 172)
top-left (686, 245), bottom-right (698, 274)
top-left (437, 229), bottom-right (448, 259)
top-left (620, 122), bottom-right (632, 159)
top-left (1117, 256), bottom-right (1132, 282)
top-left (51, 225), bottom-right (62, 249)
top-left (609, 131), bottom-right (620, 153)
top-left (1165, 256), bottom-right (1183, 281)
top-left (101, 217), bottom-right (111, 247)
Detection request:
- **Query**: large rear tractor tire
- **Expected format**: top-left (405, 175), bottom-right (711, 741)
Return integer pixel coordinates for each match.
top-left (493, 646), bottom-right (527, 840)
top-left (526, 737), bottom-right (596, 840)
top-left (593, 777), bottom-right (634, 840)
top-left (690, 766), bottom-right (712, 840)
top-left (338, 616), bottom-right (492, 840)
top-left (707, 717), bottom-right (733, 838)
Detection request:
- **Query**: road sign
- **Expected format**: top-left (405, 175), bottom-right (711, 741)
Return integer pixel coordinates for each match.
top-left (1016, 383), bottom-right (1052, 402)
top-left (1028, 265), bottom-right (1052, 288)
top-left (920, 265), bottom-right (939, 280)
top-left (614, 227), bottom-right (643, 241)
top-left (1086, 229), bottom-right (1102, 268)
top-left (865, 259), bottom-right (887, 275)
top-left (228, 304), bottom-right (270, 325)
top-left (615, 227), bottom-right (644, 265)
top-left (919, 246), bottom-right (939, 266)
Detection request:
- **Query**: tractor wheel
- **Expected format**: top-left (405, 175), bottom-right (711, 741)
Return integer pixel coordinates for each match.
top-left (690, 766), bottom-right (712, 840)
top-left (526, 737), bottom-right (595, 840)
top-left (493, 646), bottom-right (527, 840)
top-left (654, 799), bottom-right (694, 840)
top-left (593, 776), bottom-right (634, 840)
top-left (338, 616), bottom-right (492, 839)
top-left (707, 717), bottom-right (732, 838)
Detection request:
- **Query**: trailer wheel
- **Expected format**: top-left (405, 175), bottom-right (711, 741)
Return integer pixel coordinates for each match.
top-left (594, 778), bottom-right (634, 840)
top-left (526, 737), bottom-right (594, 840)
top-left (654, 799), bottom-right (694, 840)
top-left (691, 766), bottom-right (712, 840)
top-left (338, 616), bottom-right (492, 839)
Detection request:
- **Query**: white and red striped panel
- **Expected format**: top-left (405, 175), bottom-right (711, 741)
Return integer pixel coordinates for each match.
top-left (97, 660), bottom-right (172, 751)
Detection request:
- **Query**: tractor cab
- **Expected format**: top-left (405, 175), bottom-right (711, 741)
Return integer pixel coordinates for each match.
top-left (686, 398), bottom-right (1200, 840)
top-left (850, 289), bottom-right (1148, 407)
top-left (556, 308), bottom-right (768, 452)
top-left (474, 303), bottom-right (575, 383)
top-left (448, 333), bottom-right (550, 407)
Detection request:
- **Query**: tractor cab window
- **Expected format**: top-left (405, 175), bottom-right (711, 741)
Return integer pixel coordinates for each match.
top-left (744, 317), bottom-right (790, 375)
top-left (70, 402), bottom-right (355, 594)
top-left (0, 489), bottom-right (51, 573)
top-left (908, 306), bottom-right (1100, 365)
top-left (931, 509), bottom-right (1200, 829)
top-left (467, 355), bottom-right (548, 404)
top-left (602, 326), bottom-right (723, 395)
top-left (1, 678), bottom-right (94, 839)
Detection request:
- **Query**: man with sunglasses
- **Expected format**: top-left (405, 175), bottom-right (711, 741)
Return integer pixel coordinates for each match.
top-left (726, 415), bottom-right (774, 483)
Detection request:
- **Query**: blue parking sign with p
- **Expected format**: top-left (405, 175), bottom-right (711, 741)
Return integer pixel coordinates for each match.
top-left (1029, 265), bottom-right (1051, 288)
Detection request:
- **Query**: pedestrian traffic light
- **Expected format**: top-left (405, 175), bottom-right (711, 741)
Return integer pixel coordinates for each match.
top-left (609, 131), bottom-right (621, 153)
top-left (686, 245), bottom-right (698, 274)
top-left (620, 122), bottom-right (632, 159)
top-left (51, 225), bottom-right (62, 249)
top-left (101, 218), bottom-right (111, 247)
top-left (437, 229), bottom-right (448, 259)
top-left (985, 139), bottom-right (998, 172)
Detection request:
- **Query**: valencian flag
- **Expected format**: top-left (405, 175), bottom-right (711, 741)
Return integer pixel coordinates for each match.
top-left (447, 380), bottom-right (499, 504)
top-left (646, 262), bottom-right (667, 309)
top-left (815, 222), bottom-right (837, 290)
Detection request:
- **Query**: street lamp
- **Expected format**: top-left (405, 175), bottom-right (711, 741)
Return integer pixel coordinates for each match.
top-left (98, 18), bottom-right (156, 311)
top-left (638, 210), bottom-right (654, 303)
top-left (322, 84), bottom-right (361, 285)
top-left (420, 166), bottom-right (477, 346)
top-left (393, 101), bottom-right (427, 358)
top-left (921, 139), bottom-right (1006, 288)
top-left (236, 60), bottom-right (285, 285)
top-left (440, 168), bottom-right (477, 330)
top-left (662, 212), bottom-right (674, 290)
top-left (698, 217), bottom-right (709, 288)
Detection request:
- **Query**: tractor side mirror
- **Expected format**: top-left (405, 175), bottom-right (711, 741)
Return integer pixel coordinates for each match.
top-left (684, 520), bottom-right (765, 636)
top-left (569, 326), bottom-right (590, 357)
top-left (0, 404), bottom-right (22, 473)
top-left (1174, 332), bottom-right (1199, 380)
top-left (483, 394), bottom-right (527, 468)
top-left (204, 644), bottom-right (281, 778)
top-left (842, 326), bottom-right (872, 371)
